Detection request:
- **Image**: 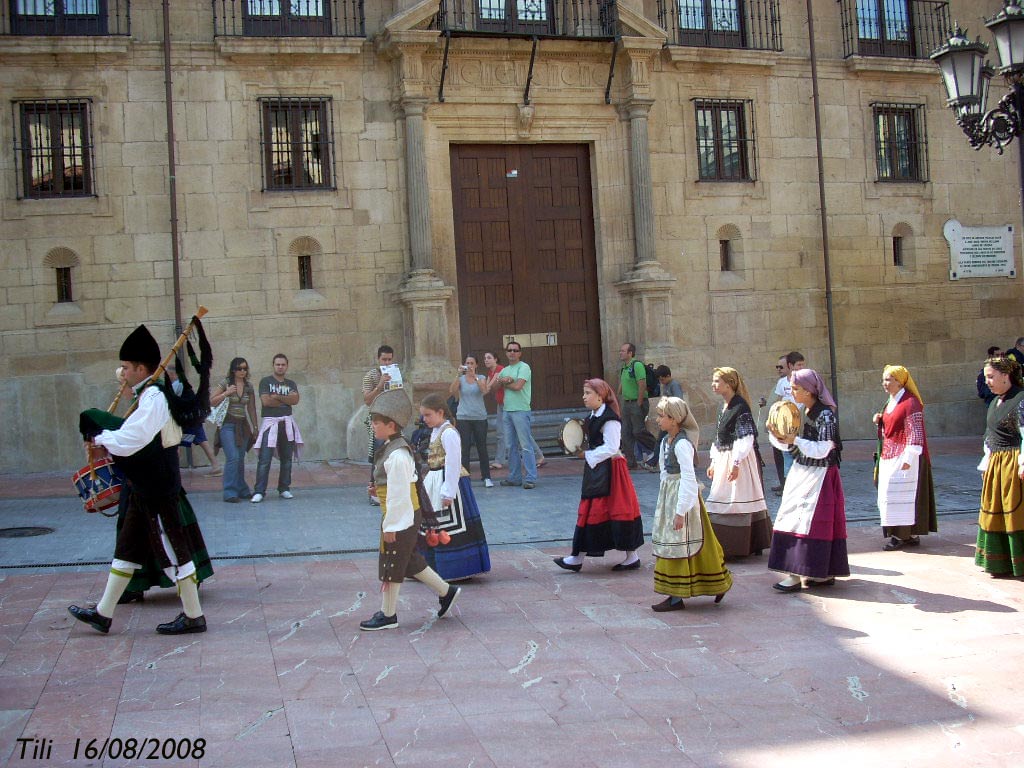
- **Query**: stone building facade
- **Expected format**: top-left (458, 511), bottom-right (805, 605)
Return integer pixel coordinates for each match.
top-left (1, 0), bottom-right (1019, 472)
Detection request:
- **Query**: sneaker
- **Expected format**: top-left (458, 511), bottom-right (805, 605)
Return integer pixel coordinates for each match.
top-left (280, 490), bottom-right (294, 499)
top-left (499, 480), bottom-right (521, 487)
top-left (522, 482), bottom-right (536, 490)
top-left (437, 586), bottom-right (461, 618)
top-left (484, 479), bottom-right (494, 488)
top-left (250, 493), bottom-right (264, 504)
top-left (359, 611), bottom-right (398, 631)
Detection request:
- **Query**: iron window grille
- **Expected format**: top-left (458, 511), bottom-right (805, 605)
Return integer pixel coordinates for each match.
top-left (872, 102), bottom-right (928, 182)
top-left (212, 0), bottom-right (365, 38)
top-left (259, 97), bottom-right (335, 191)
top-left (657, 0), bottom-right (782, 51)
top-left (693, 98), bottom-right (756, 182)
top-left (435, 0), bottom-right (617, 39)
top-left (4, 0), bottom-right (130, 36)
top-left (56, 266), bottom-right (73, 302)
top-left (13, 99), bottom-right (95, 199)
top-left (298, 253), bottom-right (313, 289)
top-left (837, 0), bottom-right (950, 60)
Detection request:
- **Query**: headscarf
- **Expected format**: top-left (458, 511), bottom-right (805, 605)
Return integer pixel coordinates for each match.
top-left (584, 378), bottom-right (621, 417)
top-left (883, 365), bottom-right (923, 406)
top-left (712, 366), bottom-right (753, 409)
top-left (657, 396), bottom-right (700, 448)
top-left (790, 368), bottom-right (838, 411)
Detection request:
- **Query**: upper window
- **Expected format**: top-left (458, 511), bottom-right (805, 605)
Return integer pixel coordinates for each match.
top-left (678, 0), bottom-right (742, 47)
top-left (694, 99), bottom-right (756, 182)
top-left (243, 0), bottom-right (331, 36)
top-left (259, 97), bottom-right (334, 191)
top-left (857, 0), bottom-right (910, 57)
top-left (14, 99), bottom-right (94, 199)
top-left (10, 0), bottom-right (111, 36)
top-left (873, 103), bottom-right (928, 182)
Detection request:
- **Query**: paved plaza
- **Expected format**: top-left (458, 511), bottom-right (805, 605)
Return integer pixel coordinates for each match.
top-left (1, 439), bottom-right (1022, 767)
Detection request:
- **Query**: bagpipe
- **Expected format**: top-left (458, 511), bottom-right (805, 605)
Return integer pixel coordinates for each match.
top-left (73, 309), bottom-right (212, 515)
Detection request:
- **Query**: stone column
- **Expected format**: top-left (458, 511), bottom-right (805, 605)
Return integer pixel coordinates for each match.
top-left (402, 97), bottom-right (432, 273)
top-left (616, 98), bottom-right (676, 361)
top-left (393, 97), bottom-right (455, 386)
top-left (627, 98), bottom-right (656, 267)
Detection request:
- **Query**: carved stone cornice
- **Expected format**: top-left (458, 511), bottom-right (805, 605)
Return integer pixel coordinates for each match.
top-left (615, 260), bottom-right (677, 293)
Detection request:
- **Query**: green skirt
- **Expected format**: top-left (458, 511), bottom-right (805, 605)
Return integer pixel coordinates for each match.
top-left (653, 500), bottom-right (733, 599)
top-left (120, 488), bottom-right (214, 591)
top-left (975, 529), bottom-right (1024, 577)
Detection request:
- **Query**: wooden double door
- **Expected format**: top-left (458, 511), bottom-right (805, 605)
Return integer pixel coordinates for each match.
top-left (450, 143), bottom-right (603, 411)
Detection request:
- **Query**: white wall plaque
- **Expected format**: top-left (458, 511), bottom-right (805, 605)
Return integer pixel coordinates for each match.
top-left (944, 219), bottom-right (1017, 280)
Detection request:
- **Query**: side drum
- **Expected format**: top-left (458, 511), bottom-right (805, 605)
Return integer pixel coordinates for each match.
top-left (72, 457), bottom-right (125, 516)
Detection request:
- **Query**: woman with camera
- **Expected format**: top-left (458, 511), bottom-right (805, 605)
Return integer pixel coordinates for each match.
top-left (449, 354), bottom-right (493, 487)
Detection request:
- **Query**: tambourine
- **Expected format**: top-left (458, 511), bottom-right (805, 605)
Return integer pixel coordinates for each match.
top-left (766, 400), bottom-right (801, 439)
top-left (559, 418), bottom-right (586, 454)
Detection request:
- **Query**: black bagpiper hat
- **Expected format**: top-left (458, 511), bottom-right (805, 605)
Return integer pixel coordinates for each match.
top-left (119, 325), bottom-right (161, 370)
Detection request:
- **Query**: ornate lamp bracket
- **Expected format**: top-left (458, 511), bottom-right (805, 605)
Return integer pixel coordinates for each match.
top-left (959, 88), bottom-right (1024, 153)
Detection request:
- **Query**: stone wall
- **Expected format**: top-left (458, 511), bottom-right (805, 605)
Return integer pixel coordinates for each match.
top-left (0, 0), bottom-right (1018, 472)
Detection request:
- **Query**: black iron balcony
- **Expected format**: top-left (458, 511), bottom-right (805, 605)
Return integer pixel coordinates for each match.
top-left (434, 0), bottom-right (619, 40)
top-left (838, 0), bottom-right (950, 59)
top-left (212, 0), bottom-right (364, 38)
top-left (2, 0), bottom-right (130, 36)
top-left (657, 0), bottom-right (782, 51)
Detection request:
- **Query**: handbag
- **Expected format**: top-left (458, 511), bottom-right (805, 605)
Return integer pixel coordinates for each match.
top-left (208, 397), bottom-right (229, 428)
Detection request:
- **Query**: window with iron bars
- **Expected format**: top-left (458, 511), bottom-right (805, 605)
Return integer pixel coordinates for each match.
top-left (693, 99), bottom-right (756, 182)
top-left (872, 103), bottom-right (927, 182)
top-left (259, 97), bottom-right (335, 191)
top-left (13, 99), bottom-right (94, 200)
top-left (56, 266), bottom-right (74, 303)
top-left (9, 0), bottom-right (117, 36)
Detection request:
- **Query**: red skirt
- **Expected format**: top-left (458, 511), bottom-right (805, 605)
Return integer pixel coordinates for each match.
top-left (572, 456), bottom-right (644, 556)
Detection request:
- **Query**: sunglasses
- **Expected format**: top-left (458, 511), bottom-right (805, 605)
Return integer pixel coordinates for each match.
top-left (775, 365), bottom-right (785, 369)
top-left (506, 348), bottom-right (521, 353)
top-left (236, 365), bottom-right (248, 371)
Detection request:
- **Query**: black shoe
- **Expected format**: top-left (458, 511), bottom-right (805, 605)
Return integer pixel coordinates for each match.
top-left (68, 605), bottom-right (112, 634)
top-left (224, 497), bottom-right (240, 503)
top-left (156, 612), bottom-right (207, 635)
top-left (905, 536), bottom-right (921, 548)
top-left (883, 536), bottom-right (905, 551)
top-left (359, 611), bottom-right (398, 631)
top-left (437, 586), bottom-right (461, 618)
top-left (714, 592), bottom-right (725, 603)
top-left (772, 581), bottom-right (803, 593)
top-left (118, 590), bottom-right (144, 605)
top-left (652, 597), bottom-right (685, 612)
top-left (611, 559), bottom-right (641, 571)
top-left (522, 482), bottom-right (536, 490)
top-left (499, 480), bottom-right (521, 487)
top-left (805, 577), bottom-right (836, 588)
top-left (554, 557), bottom-right (582, 572)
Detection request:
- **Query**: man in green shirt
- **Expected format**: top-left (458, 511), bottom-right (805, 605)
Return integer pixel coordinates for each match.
top-left (494, 341), bottom-right (538, 489)
top-left (618, 342), bottom-right (653, 469)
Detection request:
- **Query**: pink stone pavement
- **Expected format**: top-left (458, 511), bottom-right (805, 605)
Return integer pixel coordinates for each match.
top-left (2, 516), bottom-right (1023, 768)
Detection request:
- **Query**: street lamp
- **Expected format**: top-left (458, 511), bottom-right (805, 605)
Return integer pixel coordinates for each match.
top-left (932, 2), bottom-right (1024, 261)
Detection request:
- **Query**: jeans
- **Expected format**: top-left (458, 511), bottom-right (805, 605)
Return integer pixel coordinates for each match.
top-left (504, 409), bottom-right (537, 484)
top-left (220, 423), bottom-right (251, 501)
top-left (458, 418), bottom-right (491, 480)
top-left (494, 405), bottom-right (509, 465)
top-left (254, 423), bottom-right (293, 494)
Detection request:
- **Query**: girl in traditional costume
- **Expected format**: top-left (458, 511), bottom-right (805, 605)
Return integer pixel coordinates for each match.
top-left (419, 393), bottom-right (491, 581)
top-left (873, 365), bottom-right (937, 550)
top-left (705, 367), bottom-right (772, 557)
top-left (360, 389), bottom-right (461, 631)
top-left (767, 369), bottom-right (849, 592)
top-left (554, 379), bottom-right (644, 572)
top-left (976, 356), bottom-right (1024, 577)
top-left (650, 397), bottom-right (732, 611)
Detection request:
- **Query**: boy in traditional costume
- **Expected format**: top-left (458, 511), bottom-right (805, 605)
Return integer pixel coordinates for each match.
top-left (69, 323), bottom-right (210, 635)
top-left (360, 389), bottom-right (461, 631)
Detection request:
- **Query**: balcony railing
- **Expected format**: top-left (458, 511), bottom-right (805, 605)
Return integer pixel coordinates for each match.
top-left (657, 0), bottom-right (782, 51)
top-left (838, 0), bottom-right (950, 59)
top-left (2, 0), bottom-right (130, 36)
top-left (434, 0), bottom-right (619, 40)
top-left (212, 0), bottom-right (364, 38)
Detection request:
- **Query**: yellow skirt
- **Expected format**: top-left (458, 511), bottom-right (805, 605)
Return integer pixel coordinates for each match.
top-left (980, 449), bottom-right (1024, 534)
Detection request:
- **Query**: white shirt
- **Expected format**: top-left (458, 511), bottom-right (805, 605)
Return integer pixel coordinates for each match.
top-left (774, 375), bottom-right (794, 404)
top-left (381, 444), bottom-right (416, 533)
top-left (584, 404), bottom-right (622, 468)
top-left (95, 380), bottom-right (181, 456)
top-left (661, 435), bottom-right (699, 518)
top-left (431, 422), bottom-right (462, 501)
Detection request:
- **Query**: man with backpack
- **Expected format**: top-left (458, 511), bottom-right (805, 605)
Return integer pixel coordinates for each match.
top-left (617, 342), bottom-right (656, 469)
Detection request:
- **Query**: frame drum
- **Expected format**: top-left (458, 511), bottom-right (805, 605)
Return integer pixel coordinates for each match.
top-left (766, 400), bottom-right (801, 439)
top-left (559, 418), bottom-right (586, 454)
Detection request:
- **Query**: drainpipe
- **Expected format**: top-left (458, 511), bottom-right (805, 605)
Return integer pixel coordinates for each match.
top-left (806, 0), bottom-right (839, 399)
top-left (162, 0), bottom-right (183, 334)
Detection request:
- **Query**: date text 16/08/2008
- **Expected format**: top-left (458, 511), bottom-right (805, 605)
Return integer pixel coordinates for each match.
top-left (14, 736), bottom-right (207, 762)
